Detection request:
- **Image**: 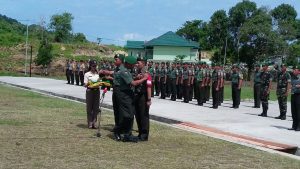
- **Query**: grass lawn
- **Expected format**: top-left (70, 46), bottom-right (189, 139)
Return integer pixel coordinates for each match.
top-left (1, 85), bottom-right (299, 169)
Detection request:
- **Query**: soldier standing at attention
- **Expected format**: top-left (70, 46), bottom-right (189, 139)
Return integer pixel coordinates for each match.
top-left (196, 62), bottom-right (206, 106)
top-left (259, 63), bottom-right (273, 117)
top-left (134, 57), bottom-right (152, 141)
top-left (79, 60), bottom-right (85, 86)
top-left (189, 63), bottom-right (195, 101)
top-left (231, 65), bottom-right (243, 109)
top-left (160, 62), bottom-right (167, 99)
top-left (219, 66), bottom-right (225, 104)
top-left (253, 64), bottom-right (261, 108)
top-left (166, 61), bottom-right (171, 97)
top-left (170, 62), bottom-right (178, 101)
top-left (69, 60), bottom-right (75, 85)
top-left (65, 59), bottom-right (70, 84)
top-left (84, 60), bottom-right (100, 129)
top-left (194, 63), bottom-right (200, 101)
top-left (290, 67), bottom-right (300, 131)
top-left (177, 62), bottom-right (183, 99)
top-left (275, 64), bottom-right (291, 120)
top-left (154, 62), bottom-right (160, 96)
top-left (211, 64), bottom-right (220, 109)
top-left (147, 61), bottom-right (155, 97)
top-left (182, 62), bottom-right (191, 103)
top-left (75, 60), bottom-right (80, 86)
top-left (205, 64), bottom-right (211, 102)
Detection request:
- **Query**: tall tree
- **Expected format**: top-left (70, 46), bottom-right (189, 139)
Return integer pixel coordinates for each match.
top-left (229, 0), bottom-right (257, 62)
top-left (35, 40), bottom-right (53, 76)
top-left (176, 20), bottom-right (210, 50)
top-left (49, 12), bottom-right (74, 43)
top-left (208, 10), bottom-right (229, 64)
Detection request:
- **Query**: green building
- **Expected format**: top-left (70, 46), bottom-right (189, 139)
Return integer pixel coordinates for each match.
top-left (125, 31), bottom-right (199, 62)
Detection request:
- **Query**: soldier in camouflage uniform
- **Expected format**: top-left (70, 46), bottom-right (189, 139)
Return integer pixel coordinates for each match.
top-left (231, 65), bottom-right (243, 109)
top-left (219, 66), bottom-right (225, 104)
top-left (166, 62), bottom-right (171, 98)
top-left (196, 62), bottom-right (206, 106)
top-left (154, 62), bottom-right (160, 96)
top-left (189, 63), bottom-right (195, 101)
top-left (253, 64), bottom-right (261, 108)
top-left (182, 62), bottom-right (191, 103)
top-left (259, 63), bottom-right (273, 117)
top-left (211, 64), bottom-right (221, 109)
top-left (176, 62), bottom-right (183, 99)
top-left (290, 67), bottom-right (300, 131)
top-left (170, 62), bottom-right (179, 101)
top-left (160, 62), bottom-right (167, 99)
top-left (205, 64), bottom-right (211, 102)
top-left (147, 61), bottom-right (155, 97)
top-left (275, 64), bottom-right (291, 120)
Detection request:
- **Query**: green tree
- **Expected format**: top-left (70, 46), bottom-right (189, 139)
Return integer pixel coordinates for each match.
top-left (35, 40), bottom-right (53, 76)
top-left (287, 41), bottom-right (300, 67)
top-left (73, 33), bottom-right (88, 43)
top-left (229, 0), bottom-right (257, 62)
top-left (208, 10), bottom-right (229, 64)
top-left (176, 20), bottom-right (210, 50)
top-left (49, 12), bottom-right (74, 43)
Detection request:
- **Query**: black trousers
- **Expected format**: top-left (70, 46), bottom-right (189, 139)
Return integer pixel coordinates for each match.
top-left (75, 71), bottom-right (80, 85)
top-left (66, 69), bottom-right (70, 83)
top-left (86, 89), bottom-right (100, 126)
top-left (232, 83), bottom-right (241, 108)
top-left (212, 82), bottom-right (219, 108)
top-left (170, 79), bottom-right (177, 101)
top-left (151, 79), bottom-right (154, 97)
top-left (194, 80), bottom-right (199, 100)
top-left (189, 82), bottom-right (194, 101)
top-left (291, 93), bottom-right (300, 130)
top-left (166, 77), bottom-right (171, 97)
top-left (112, 91), bottom-right (120, 132)
top-left (160, 78), bottom-right (166, 99)
top-left (177, 78), bottom-right (183, 99)
top-left (68, 70), bottom-right (74, 84)
top-left (134, 93), bottom-right (150, 137)
top-left (183, 79), bottom-right (190, 103)
top-left (114, 88), bottom-right (134, 134)
top-left (197, 82), bottom-right (204, 105)
top-left (205, 85), bottom-right (210, 101)
top-left (219, 86), bottom-right (224, 103)
top-left (79, 71), bottom-right (84, 86)
top-left (254, 83), bottom-right (261, 108)
top-left (154, 76), bottom-right (160, 96)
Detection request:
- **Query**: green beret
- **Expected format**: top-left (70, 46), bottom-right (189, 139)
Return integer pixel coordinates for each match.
top-left (125, 55), bottom-right (137, 64)
top-left (114, 54), bottom-right (125, 62)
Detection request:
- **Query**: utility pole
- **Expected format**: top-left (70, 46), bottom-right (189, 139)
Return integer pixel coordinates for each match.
top-left (29, 46), bottom-right (33, 77)
top-left (223, 36), bottom-right (228, 66)
top-left (25, 24), bottom-right (29, 76)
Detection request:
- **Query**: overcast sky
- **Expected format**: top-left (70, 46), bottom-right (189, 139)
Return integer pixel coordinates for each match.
top-left (1, 0), bottom-right (299, 45)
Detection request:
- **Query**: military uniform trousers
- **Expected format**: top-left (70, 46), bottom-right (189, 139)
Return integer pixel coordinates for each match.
top-left (212, 82), bottom-right (219, 108)
top-left (232, 83), bottom-right (241, 108)
top-left (166, 77), bottom-right (171, 97)
top-left (254, 83), bottom-right (261, 108)
top-left (177, 78), bottom-right (183, 99)
top-left (260, 86), bottom-right (270, 115)
top-left (154, 76), bottom-right (160, 96)
top-left (220, 86), bottom-right (224, 104)
top-left (86, 88), bottom-right (100, 126)
top-left (197, 82), bottom-right (204, 105)
top-left (183, 79), bottom-right (190, 103)
top-left (75, 71), bottom-right (80, 85)
top-left (160, 78), bottom-right (166, 99)
top-left (79, 71), bottom-right (84, 86)
top-left (134, 93), bottom-right (150, 137)
top-left (170, 78), bottom-right (177, 101)
top-left (189, 82), bottom-right (194, 101)
top-left (291, 93), bottom-right (300, 130)
top-left (68, 70), bottom-right (74, 84)
top-left (194, 80), bottom-right (199, 99)
top-left (277, 88), bottom-right (288, 117)
top-left (151, 79), bottom-right (155, 97)
top-left (113, 87), bottom-right (135, 134)
top-left (66, 68), bottom-right (70, 84)
top-left (205, 85), bottom-right (210, 101)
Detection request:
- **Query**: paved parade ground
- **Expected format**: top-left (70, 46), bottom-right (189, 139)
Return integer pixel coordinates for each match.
top-left (1, 76), bottom-right (299, 157)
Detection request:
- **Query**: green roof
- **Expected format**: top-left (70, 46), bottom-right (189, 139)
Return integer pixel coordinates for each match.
top-left (145, 31), bottom-right (199, 48)
top-left (125, 41), bottom-right (144, 49)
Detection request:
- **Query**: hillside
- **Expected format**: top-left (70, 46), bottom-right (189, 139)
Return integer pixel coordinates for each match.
top-left (0, 14), bottom-right (125, 76)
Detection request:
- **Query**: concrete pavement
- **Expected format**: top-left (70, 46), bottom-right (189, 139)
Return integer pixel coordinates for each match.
top-left (0, 76), bottom-right (299, 157)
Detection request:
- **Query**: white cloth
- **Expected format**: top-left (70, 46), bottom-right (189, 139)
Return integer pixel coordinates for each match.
top-left (84, 71), bottom-right (99, 84)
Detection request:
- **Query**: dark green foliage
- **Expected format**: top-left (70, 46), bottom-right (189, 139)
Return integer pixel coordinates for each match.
top-left (35, 40), bottom-right (53, 68)
top-left (49, 12), bottom-right (74, 43)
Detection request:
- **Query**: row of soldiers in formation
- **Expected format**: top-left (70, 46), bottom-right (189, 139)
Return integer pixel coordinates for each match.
top-left (68, 58), bottom-right (300, 133)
